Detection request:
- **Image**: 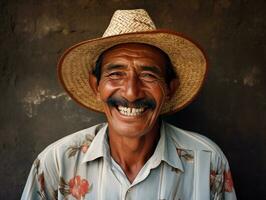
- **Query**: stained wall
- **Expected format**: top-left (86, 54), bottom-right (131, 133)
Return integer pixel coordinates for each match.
top-left (0, 0), bottom-right (265, 199)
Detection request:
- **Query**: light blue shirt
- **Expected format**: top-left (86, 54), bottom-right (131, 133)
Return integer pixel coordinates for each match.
top-left (21, 121), bottom-right (237, 200)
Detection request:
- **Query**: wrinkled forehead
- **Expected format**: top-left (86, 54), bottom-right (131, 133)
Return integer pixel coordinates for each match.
top-left (101, 43), bottom-right (169, 62)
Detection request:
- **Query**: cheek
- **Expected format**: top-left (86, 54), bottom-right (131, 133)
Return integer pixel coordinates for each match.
top-left (145, 81), bottom-right (167, 102)
top-left (98, 79), bottom-right (120, 101)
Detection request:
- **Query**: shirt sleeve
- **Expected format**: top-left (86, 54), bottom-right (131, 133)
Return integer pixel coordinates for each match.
top-left (223, 162), bottom-right (237, 200)
top-left (210, 155), bottom-right (237, 200)
top-left (21, 155), bottom-right (59, 200)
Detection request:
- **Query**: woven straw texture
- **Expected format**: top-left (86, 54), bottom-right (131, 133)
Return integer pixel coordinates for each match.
top-left (58, 9), bottom-right (207, 114)
top-left (103, 9), bottom-right (156, 37)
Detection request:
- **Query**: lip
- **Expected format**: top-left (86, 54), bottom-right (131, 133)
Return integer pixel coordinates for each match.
top-left (111, 105), bottom-right (150, 121)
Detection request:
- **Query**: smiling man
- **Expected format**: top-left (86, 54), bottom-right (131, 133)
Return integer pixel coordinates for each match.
top-left (89, 43), bottom-right (178, 183)
top-left (22, 9), bottom-right (237, 200)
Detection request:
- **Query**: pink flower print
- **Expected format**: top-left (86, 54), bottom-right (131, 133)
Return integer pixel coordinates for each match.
top-left (69, 176), bottom-right (89, 200)
top-left (38, 172), bottom-right (45, 191)
top-left (224, 170), bottom-right (234, 192)
top-left (81, 144), bottom-right (89, 153)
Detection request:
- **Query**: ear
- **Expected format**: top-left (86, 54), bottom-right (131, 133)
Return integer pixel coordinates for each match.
top-left (88, 73), bottom-right (101, 100)
top-left (165, 78), bottom-right (179, 100)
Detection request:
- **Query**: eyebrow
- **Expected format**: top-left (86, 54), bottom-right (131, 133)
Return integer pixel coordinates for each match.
top-left (104, 64), bottom-right (126, 71)
top-left (104, 64), bottom-right (162, 75)
top-left (140, 66), bottom-right (162, 75)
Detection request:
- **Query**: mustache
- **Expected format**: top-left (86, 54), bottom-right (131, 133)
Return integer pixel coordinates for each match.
top-left (106, 96), bottom-right (156, 110)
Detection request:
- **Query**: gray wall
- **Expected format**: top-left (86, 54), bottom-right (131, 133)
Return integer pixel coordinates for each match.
top-left (1, 0), bottom-right (265, 199)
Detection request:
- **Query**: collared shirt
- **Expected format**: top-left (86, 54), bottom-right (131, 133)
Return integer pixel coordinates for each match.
top-left (21, 122), bottom-right (237, 200)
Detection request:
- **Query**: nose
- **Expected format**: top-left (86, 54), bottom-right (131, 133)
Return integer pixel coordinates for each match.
top-left (122, 72), bottom-right (144, 102)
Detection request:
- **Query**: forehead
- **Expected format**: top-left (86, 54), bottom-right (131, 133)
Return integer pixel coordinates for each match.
top-left (101, 43), bottom-right (167, 67)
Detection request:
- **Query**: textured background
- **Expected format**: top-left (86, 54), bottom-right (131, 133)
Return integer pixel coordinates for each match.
top-left (0, 0), bottom-right (265, 199)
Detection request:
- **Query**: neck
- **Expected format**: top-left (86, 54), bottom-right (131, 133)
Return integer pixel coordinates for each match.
top-left (108, 121), bottom-right (161, 183)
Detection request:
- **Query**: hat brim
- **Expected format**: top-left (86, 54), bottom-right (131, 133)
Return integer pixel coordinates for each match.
top-left (58, 30), bottom-right (207, 115)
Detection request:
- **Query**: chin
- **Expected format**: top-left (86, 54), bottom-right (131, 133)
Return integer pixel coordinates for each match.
top-left (108, 116), bottom-right (160, 139)
top-left (113, 124), bottom-right (149, 138)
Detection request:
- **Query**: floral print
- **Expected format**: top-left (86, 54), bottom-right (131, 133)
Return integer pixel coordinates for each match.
top-left (33, 159), bottom-right (58, 200)
top-left (60, 134), bottom-right (94, 199)
top-left (22, 122), bottom-right (237, 200)
top-left (176, 148), bottom-right (194, 162)
top-left (210, 168), bottom-right (235, 200)
top-left (34, 158), bottom-right (40, 174)
top-left (81, 144), bottom-right (89, 153)
top-left (34, 159), bottom-right (46, 199)
top-left (67, 134), bottom-right (94, 158)
top-left (59, 176), bottom-right (91, 200)
top-left (224, 170), bottom-right (234, 192)
top-left (210, 170), bottom-right (223, 200)
top-left (32, 131), bottom-right (96, 200)
top-left (171, 167), bottom-right (181, 174)
top-left (69, 176), bottom-right (90, 199)
top-left (38, 172), bottom-right (45, 191)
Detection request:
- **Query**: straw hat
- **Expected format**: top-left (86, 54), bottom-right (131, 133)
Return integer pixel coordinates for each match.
top-left (58, 9), bottom-right (207, 114)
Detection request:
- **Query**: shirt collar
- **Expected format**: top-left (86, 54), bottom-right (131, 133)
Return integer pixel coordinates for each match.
top-left (82, 122), bottom-right (184, 172)
top-left (148, 121), bottom-right (184, 172)
top-left (82, 124), bottom-right (110, 163)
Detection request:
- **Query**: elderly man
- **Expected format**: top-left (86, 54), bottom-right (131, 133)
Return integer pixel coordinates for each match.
top-left (22, 9), bottom-right (237, 200)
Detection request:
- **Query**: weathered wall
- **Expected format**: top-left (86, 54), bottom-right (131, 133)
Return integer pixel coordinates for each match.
top-left (0, 0), bottom-right (265, 199)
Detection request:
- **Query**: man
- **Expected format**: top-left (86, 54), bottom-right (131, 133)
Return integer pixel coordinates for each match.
top-left (22, 9), bottom-right (237, 200)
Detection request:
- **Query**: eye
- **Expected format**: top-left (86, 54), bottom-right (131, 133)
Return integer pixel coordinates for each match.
top-left (139, 72), bottom-right (160, 82)
top-left (107, 71), bottom-right (125, 80)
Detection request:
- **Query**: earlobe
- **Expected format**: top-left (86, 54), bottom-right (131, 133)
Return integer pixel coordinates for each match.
top-left (88, 73), bottom-right (101, 100)
top-left (166, 78), bottom-right (179, 100)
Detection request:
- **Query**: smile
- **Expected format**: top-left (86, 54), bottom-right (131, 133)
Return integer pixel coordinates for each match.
top-left (117, 105), bottom-right (145, 116)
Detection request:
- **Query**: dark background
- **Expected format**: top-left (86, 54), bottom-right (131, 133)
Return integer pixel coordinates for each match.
top-left (0, 0), bottom-right (265, 199)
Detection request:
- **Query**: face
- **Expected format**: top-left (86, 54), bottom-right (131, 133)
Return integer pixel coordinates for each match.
top-left (90, 43), bottom-right (176, 138)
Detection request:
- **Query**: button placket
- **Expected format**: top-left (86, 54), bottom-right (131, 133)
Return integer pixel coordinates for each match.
top-left (124, 187), bottom-right (133, 200)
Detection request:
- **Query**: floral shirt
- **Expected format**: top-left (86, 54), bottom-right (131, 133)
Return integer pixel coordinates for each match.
top-left (21, 122), bottom-right (237, 200)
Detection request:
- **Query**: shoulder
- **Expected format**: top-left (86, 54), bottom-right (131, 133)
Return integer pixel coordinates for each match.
top-left (37, 123), bottom-right (106, 164)
top-left (163, 122), bottom-right (228, 163)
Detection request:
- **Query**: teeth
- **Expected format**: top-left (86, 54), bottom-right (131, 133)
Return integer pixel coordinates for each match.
top-left (117, 106), bottom-right (145, 116)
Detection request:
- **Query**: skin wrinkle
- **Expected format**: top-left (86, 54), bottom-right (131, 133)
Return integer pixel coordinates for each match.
top-left (92, 43), bottom-right (177, 86)
top-left (89, 43), bottom-right (178, 183)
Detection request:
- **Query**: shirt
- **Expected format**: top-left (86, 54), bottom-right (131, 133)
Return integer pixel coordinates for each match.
top-left (21, 121), bottom-right (237, 200)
